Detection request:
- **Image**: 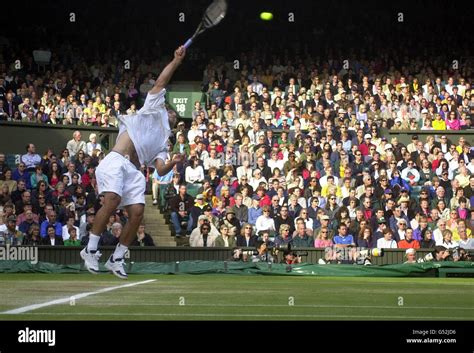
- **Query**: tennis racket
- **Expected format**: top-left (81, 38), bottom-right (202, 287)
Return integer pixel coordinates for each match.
top-left (183, 0), bottom-right (227, 49)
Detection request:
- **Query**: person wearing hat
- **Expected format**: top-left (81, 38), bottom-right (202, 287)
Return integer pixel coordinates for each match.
top-left (1, 216), bottom-right (24, 245)
top-left (219, 207), bottom-right (241, 237)
top-left (358, 133), bottom-right (374, 157)
top-left (373, 216), bottom-right (388, 241)
top-left (393, 117), bottom-right (403, 129)
top-left (404, 248), bottom-right (417, 263)
top-left (189, 193), bottom-right (208, 231)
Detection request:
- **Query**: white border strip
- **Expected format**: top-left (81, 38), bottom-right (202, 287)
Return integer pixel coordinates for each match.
top-left (1, 279), bottom-right (156, 315)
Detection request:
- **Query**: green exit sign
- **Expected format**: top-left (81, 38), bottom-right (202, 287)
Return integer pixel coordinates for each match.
top-left (166, 91), bottom-right (204, 120)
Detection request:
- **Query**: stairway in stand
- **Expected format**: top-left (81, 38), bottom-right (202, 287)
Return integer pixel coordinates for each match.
top-left (143, 195), bottom-right (176, 247)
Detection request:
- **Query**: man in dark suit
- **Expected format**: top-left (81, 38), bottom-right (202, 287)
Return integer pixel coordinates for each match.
top-left (410, 139), bottom-right (425, 161)
top-left (284, 78), bottom-right (300, 99)
top-left (450, 86), bottom-right (463, 106)
top-left (433, 77), bottom-right (444, 97)
top-left (43, 225), bottom-right (64, 246)
top-left (4, 92), bottom-right (18, 119)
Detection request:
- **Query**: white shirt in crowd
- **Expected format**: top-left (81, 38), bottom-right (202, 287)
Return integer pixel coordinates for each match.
top-left (185, 166), bottom-right (205, 184)
top-left (377, 238), bottom-right (398, 249)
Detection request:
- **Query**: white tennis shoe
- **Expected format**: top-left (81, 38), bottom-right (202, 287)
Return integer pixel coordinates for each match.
top-left (80, 248), bottom-right (102, 274)
top-left (105, 256), bottom-right (128, 280)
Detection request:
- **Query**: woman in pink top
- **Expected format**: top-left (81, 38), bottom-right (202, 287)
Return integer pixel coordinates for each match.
top-left (315, 227), bottom-right (334, 248)
top-left (445, 111), bottom-right (460, 130)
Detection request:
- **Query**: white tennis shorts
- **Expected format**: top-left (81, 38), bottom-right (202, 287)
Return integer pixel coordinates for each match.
top-left (96, 151), bottom-right (145, 207)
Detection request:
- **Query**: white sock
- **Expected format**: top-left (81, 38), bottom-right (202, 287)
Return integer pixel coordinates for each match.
top-left (87, 234), bottom-right (101, 252)
top-left (113, 243), bottom-right (128, 260)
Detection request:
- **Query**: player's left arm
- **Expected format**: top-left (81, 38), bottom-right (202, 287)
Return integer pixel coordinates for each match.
top-left (154, 153), bottom-right (185, 177)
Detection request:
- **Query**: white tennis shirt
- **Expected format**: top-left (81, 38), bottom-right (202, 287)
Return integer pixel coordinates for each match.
top-left (117, 89), bottom-right (170, 167)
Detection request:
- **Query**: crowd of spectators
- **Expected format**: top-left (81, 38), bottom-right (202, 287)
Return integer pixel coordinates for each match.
top-left (1, 28), bottom-right (474, 263)
top-left (0, 131), bottom-right (154, 247)
top-left (155, 60), bottom-right (474, 262)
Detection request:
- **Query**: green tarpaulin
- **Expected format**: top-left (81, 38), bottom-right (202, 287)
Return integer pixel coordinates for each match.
top-left (0, 260), bottom-right (473, 277)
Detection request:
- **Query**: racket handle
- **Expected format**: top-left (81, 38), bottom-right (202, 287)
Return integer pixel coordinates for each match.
top-left (184, 38), bottom-right (193, 49)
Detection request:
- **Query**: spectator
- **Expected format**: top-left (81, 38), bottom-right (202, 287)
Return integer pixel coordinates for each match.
top-left (404, 248), bottom-right (417, 264)
top-left (190, 222), bottom-right (217, 247)
top-left (23, 224), bottom-right (42, 246)
top-left (21, 143), bottom-right (42, 174)
top-left (185, 157), bottom-right (205, 187)
top-left (397, 228), bottom-right (420, 249)
top-left (100, 222), bottom-right (122, 246)
top-left (62, 214), bottom-right (80, 241)
top-left (169, 184), bottom-right (194, 237)
top-left (236, 223), bottom-right (257, 247)
top-left (40, 210), bottom-right (62, 238)
top-left (131, 223), bottom-right (155, 246)
top-left (232, 193), bottom-right (248, 225)
top-left (377, 229), bottom-right (398, 249)
top-left (441, 229), bottom-right (459, 249)
top-left (66, 131), bottom-right (87, 158)
top-left (291, 222), bottom-right (314, 248)
top-left (314, 227), bottom-right (333, 248)
top-left (64, 227), bottom-right (81, 246)
top-left (356, 226), bottom-right (374, 248)
top-left (79, 209), bottom-right (96, 240)
top-left (18, 207), bottom-right (39, 235)
top-left (30, 166), bottom-right (49, 189)
top-left (255, 205), bottom-right (275, 234)
top-left (214, 224), bottom-right (236, 248)
top-left (1, 216), bottom-right (23, 245)
top-left (0, 169), bottom-right (17, 193)
top-left (333, 223), bottom-right (355, 248)
top-left (42, 224), bottom-right (64, 246)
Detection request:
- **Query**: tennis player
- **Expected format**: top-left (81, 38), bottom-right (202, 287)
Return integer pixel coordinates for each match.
top-left (81, 46), bottom-right (186, 279)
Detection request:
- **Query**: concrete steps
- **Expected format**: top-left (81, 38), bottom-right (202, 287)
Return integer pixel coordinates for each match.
top-left (144, 195), bottom-right (176, 247)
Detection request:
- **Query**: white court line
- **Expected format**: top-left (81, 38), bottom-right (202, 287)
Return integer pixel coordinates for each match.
top-left (18, 312), bottom-right (466, 320)
top-left (1, 279), bottom-right (156, 315)
top-left (72, 302), bottom-right (474, 310)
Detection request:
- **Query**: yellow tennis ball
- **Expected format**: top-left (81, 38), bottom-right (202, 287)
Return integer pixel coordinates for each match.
top-left (260, 12), bottom-right (273, 21)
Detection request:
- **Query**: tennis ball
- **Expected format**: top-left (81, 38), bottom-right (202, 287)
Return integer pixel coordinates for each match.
top-left (260, 12), bottom-right (273, 21)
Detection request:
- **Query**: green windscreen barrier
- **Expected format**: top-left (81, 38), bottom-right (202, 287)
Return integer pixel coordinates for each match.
top-left (0, 261), bottom-right (473, 277)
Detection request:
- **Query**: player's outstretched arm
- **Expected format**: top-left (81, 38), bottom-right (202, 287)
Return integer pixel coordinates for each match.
top-left (155, 153), bottom-right (185, 176)
top-left (149, 46), bottom-right (186, 95)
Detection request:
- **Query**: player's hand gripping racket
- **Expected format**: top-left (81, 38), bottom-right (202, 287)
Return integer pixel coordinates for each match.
top-left (183, 0), bottom-right (227, 49)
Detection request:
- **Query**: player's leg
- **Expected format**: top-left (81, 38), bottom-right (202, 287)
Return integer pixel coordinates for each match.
top-left (80, 192), bottom-right (121, 274)
top-left (81, 152), bottom-right (124, 274)
top-left (105, 162), bottom-right (146, 279)
top-left (89, 192), bottom-right (121, 249)
top-left (105, 203), bottom-right (143, 279)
